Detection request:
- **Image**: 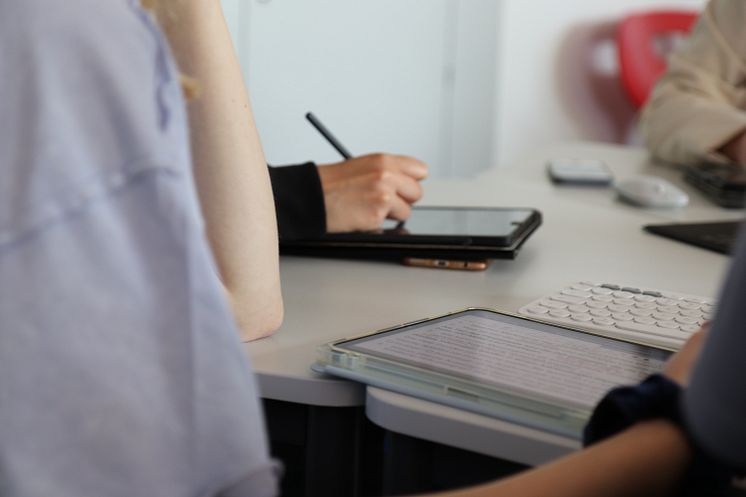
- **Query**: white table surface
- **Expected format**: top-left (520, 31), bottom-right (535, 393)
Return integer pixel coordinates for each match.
top-left (246, 142), bottom-right (742, 454)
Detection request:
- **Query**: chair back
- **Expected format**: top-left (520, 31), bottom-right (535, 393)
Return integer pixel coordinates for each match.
top-left (617, 10), bottom-right (698, 108)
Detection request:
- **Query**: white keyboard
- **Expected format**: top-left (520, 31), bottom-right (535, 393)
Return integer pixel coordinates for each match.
top-left (518, 282), bottom-right (715, 350)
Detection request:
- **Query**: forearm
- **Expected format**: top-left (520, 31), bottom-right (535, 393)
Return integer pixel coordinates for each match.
top-left (154, 0), bottom-right (283, 340)
top-left (439, 420), bottom-right (691, 497)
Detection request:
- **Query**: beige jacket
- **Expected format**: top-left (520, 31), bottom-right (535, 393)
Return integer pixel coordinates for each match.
top-left (640, 0), bottom-right (746, 165)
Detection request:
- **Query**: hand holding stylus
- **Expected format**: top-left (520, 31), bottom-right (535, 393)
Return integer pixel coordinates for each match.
top-left (306, 112), bottom-right (428, 233)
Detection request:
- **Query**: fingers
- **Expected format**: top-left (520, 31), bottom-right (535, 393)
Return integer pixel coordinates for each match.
top-left (390, 154), bottom-right (428, 180)
top-left (355, 153), bottom-right (428, 181)
top-left (385, 191), bottom-right (413, 221)
top-left (376, 168), bottom-right (423, 204)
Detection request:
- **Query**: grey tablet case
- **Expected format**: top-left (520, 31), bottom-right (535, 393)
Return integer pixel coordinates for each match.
top-left (315, 308), bottom-right (669, 439)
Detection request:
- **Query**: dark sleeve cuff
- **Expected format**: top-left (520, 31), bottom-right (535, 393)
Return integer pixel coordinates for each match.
top-left (268, 163), bottom-right (327, 241)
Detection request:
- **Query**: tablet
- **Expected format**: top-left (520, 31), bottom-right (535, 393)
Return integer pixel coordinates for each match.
top-left (281, 206), bottom-right (542, 260)
top-left (316, 308), bottom-right (670, 438)
top-left (644, 220), bottom-right (741, 255)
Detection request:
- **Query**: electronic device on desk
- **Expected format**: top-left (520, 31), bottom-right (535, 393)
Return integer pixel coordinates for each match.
top-left (314, 308), bottom-right (670, 439)
top-left (684, 163), bottom-right (746, 208)
top-left (615, 175), bottom-right (689, 208)
top-left (644, 220), bottom-right (742, 255)
top-left (518, 282), bottom-right (715, 350)
top-left (280, 206), bottom-right (542, 262)
top-left (547, 159), bottom-right (613, 186)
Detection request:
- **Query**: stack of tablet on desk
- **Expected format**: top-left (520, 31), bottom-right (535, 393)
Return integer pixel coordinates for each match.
top-left (280, 206), bottom-right (542, 261)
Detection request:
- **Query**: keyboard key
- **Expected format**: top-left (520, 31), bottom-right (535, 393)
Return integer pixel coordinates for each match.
top-left (657, 321), bottom-right (680, 329)
top-left (630, 308), bottom-right (654, 317)
top-left (591, 294), bottom-right (613, 302)
top-left (562, 289), bottom-right (592, 299)
top-left (643, 291), bottom-right (663, 297)
top-left (551, 294), bottom-right (584, 305)
top-left (653, 312), bottom-right (675, 321)
top-left (608, 304), bottom-right (632, 313)
top-left (634, 295), bottom-right (657, 303)
top-left (613, 291), bottom-right (635, 299)
top-left (592, 287), bottom-right (614, 295)
top-left (568, 304), bottom-right (590, 313)
top-left (540, 300), bottom-right (567, 310)
top-left (634, 316), bottom-right (657, 325)
top-left (601, 284), bottom-right (620, 290)
top-left (612, 313), bottom-right (634, 321)
top-left (590, 309), bottom-right (612, 317)
top-left (525, 306), bottom-right (549, 315)
top-left (657, 305), bottom-right (679, 314)
top-left (571, 314), bottom-right (592, 322)
top-left (678, 302), bottom-right (701, 311)
top-left (634, 302), bottom-right (657, 309)
top-left (571, 284), bottom-right (592, 292)
top-left (549, 309), bottom-right (571, 318)
top-left (587, 301), bottom-right (608, 309)
top-left (679, 309), bottom-right (700, 318)
top-left (622, 287), bottom-right (641, 294)
top-left (675, 316), bottom-right (699, 325)
top-left (593, 317), bottom-right (615, 326)
top-left (656, 298), bottom-right (678, 306)
top-left (681, 324), bottom-right (700, 333)
top-left (613, 298), bottom-right (635, 306)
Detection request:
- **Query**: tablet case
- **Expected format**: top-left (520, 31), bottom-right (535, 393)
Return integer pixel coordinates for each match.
top-left (281, 207), bottom-right (542, 261)
top-left (684, 164), bottom-right (746, 209)
top-left (644, 221), bottom-right (741, 255)
top-left (314, 308), bottom-right (668, 439)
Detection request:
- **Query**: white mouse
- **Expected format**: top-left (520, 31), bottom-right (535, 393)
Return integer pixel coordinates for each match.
top-left (614, 175), bottom-right (689, 208)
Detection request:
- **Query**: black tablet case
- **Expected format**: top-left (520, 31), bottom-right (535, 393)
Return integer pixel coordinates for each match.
top-left (644, 221), bottom-right (742, 255)
top-left (280, 208), bottom-right (542, 261)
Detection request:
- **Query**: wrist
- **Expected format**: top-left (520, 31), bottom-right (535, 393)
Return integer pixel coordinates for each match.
top-left (584, 374), bottom-right (683, 447)
top-left (720, 130), bottom-right (746, 165)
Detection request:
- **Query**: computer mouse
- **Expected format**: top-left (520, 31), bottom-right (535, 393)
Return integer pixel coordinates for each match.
top-left (615, 175), bottom-right (689, 208)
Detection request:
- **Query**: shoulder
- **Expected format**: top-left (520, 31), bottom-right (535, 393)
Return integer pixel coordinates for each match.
top-left (0, 0), bottom-right (189, 251)
top-left (705, 0), bottom-right (746, 60)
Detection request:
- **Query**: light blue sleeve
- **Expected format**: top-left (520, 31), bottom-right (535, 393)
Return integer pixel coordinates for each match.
top-left (0, 1), bottom-right (278, 495)
top-left (684, 222), bottom-right (746, 471)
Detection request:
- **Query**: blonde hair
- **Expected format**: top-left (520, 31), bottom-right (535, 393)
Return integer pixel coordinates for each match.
top-left (140, 0), bottom-right (201, 100)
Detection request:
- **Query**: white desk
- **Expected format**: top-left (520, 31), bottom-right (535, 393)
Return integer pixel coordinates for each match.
top-left (247, 141), bottom-right (742, 463)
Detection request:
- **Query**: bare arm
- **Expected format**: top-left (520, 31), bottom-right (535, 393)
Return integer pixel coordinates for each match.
top-left (430, 331), bottom-right (707, 497)
top-left (438, 420), bottom-right (690, 497)
top-left (153, 0), bottom-right (283, 341)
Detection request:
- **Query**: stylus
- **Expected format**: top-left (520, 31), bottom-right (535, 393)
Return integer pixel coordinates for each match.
top-left (305, 112), bottom-right (353, 160)
top-left (306, 111), bottom-right (406, 230)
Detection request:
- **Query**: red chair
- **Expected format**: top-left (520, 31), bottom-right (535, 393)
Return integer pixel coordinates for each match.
top-left (617, 10), bottom-right (699, 108)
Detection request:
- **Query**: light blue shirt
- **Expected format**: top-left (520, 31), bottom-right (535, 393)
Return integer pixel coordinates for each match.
top-left (0, 1), bottom-right (278, 495)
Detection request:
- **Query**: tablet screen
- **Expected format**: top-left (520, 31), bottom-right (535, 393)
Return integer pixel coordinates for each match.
top-left (337, 309), bottom-right (670, 410)
top-left (380, 207), bottom-right (535, 238)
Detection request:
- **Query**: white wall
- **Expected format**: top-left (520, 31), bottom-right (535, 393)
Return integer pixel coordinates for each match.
top-left (222, 0), bottom-right (499, 178)
top-left (494, 0), bottom-right (706, 167)
top-left (223, 0), bottom-right (708, 176)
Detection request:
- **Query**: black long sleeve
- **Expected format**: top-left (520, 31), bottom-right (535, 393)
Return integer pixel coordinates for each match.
top-left (268, 163), bottom-right (327, 241)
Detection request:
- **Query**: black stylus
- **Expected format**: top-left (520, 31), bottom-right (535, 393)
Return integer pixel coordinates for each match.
top-left (305, 112), bottom-right (353, 160)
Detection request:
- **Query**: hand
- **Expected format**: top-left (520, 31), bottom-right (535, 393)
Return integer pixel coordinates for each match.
top-left (663, 326), bottom-right (709, 386)
top-left (317, 153), bottom-right (428, 233)
top-left (720, 131), bottom-right (746, 166)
